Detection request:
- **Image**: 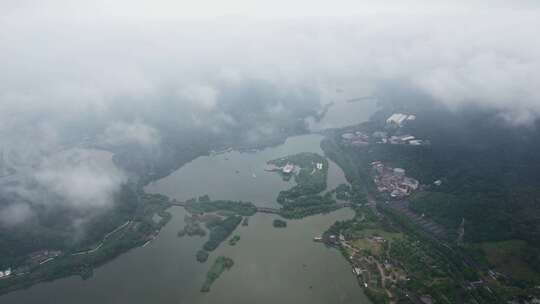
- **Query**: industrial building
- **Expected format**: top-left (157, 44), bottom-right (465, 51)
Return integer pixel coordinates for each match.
top-left (371, 162), bottom-right (420, 198)
top-left (386, 113), bottom-right (416, 127)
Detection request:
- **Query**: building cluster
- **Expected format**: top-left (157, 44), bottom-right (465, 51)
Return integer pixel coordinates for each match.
top-left (339, 112), bottom-right (428, 147)
top-left (371, 161), bottom-right (419, 198)
top-left (387, 134), bottom-right (427, 146)
top-left (376, 113), bottom-right (428, 146)
top-left (265, 163), bottom-right (298, 174)
top-left (282, 163), bottom-right (295, 174)
top-left (315, 232), bottom-right (411, 299)
top-left (373, 131), bottom-right (428, 145)
top-left (373, 131), bottom-right (428, 146)
top-left (342, 237), bottom-right (408, 292)
top-left (314, 233), bottom-right (345, 246)
top-left (340, 131), bottom-right (370, 147)
top-left (350, 255), bottom-right (379, 288)
top-left (266, 159), bottom-right (323, 175)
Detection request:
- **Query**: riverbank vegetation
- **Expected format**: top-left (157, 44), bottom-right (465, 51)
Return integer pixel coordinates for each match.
top-left (185, 197), bottom-right (257, 216)
top-left (196, 250), bottom-right (209, 263)
top-left (228, 235), bottom-right (240, 246)
top-left (272, 219), bottom-right (287, 228)
top-left (268, 153), bottom-right (344, 218)
top-left (180, 196), bottom-right (251, 261)
top-left (200, 256), bottom-right (234, 292)
top-left (0, 192), bottom-right (173, 295)
top-left (270, 153), bottom-right (328, 203)
top-left (332, 183), bottom-right (352, 201)
top-left (279, 196), bottom-right (341, 219)
top-left (177, 216), bottom-right (206, 237)
top-left (320, 137), bottom-right (371, 205)
top-left (203, 216), bottom-right (242, 252)
top-left (181, 214), bottom-right (242, 263)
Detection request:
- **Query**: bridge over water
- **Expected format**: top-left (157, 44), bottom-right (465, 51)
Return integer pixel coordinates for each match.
top-left (169, 201), bottom-right (351, 215)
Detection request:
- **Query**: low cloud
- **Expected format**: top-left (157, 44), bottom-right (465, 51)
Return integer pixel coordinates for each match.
top-left (33, 149), bottom-right (126, 210)
top-left (1, 1), bottom-right (540, 227)
top-left (177, 84), bottom-right (219, 112)
top-left (0, 148), bottom-right (127, 227)
top-left (1, 4), bottom-right (539, 126)
top-left (0, 203), bottom-right (33, 227)
top-left (103, 121), bottom-right (161, 147)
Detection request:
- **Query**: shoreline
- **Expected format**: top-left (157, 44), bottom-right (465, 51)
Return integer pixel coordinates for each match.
top-left (0, 107), bottom-right (378, 298)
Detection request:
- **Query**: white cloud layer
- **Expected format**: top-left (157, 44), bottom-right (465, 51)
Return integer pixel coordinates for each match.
top-left (0, 148), bottom-right (126, 227)
top-left (33, 149), bottom-right (126, 209)
top-left (0, 203), bottom-right (33, 226)
top-left (103, 121), bottom-right (161, 147)
top-left (1, 1), bottom-right (540, 227)
top-left (1, 2), bottom-right (539, 126)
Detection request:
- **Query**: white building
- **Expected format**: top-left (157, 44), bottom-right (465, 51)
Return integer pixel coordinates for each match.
top-left (402, 177), bottom-right (420, 190)
top-left (0, 269), bottom-right (9, 278)
top-left (386, 113), bottom-right (409, 126)
top-left (393, 168), bottom-right (406, 176)
top-left (400, 135), bottom-right (415, 142)
top-left (341, 133), bottom-right (355, 140)
top-left (282, 163), bottom-right (294, 174)
top-left (391, 189), bottom-right (403, 198)
top-left (386, 113), bottom-right (416, 127)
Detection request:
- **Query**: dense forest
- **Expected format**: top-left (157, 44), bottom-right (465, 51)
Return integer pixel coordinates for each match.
top-left (384, 101), bottom-right (540, 245)
top-left (184, 198), bottom-right (257, 216)
top-left (0, 184), bottom-right (139, 269)
top-left (321, 88), bottom-right (540, 287)
top-left (324, 86), bottom-right (540, 245)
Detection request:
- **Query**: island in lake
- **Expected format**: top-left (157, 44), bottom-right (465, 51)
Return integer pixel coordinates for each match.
top-left (201, 256), bottom-right (234, 292)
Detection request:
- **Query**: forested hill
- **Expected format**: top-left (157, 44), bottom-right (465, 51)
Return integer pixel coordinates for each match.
top-left (0, 83), bottom-right (319, 272)
top-left (375, 93), bottom-right (540, 245)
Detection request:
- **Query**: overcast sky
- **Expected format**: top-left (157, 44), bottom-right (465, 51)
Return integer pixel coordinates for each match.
top-left (1, 1), bottom-right (540, 225)
top-left (4, 0), bottom-right (540, 19)
top-left (2, 0), bottom-right (539, 123)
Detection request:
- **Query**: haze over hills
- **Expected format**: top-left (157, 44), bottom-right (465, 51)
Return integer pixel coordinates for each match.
top-left (1, 1), bottom-right (540, 303)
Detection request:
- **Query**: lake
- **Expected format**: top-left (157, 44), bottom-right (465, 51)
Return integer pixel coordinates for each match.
top-left (145, 134), bottom-right (347, 207)
top-left (1, 102), bottom-right (377, 303)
